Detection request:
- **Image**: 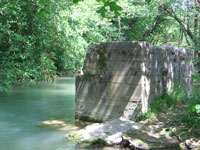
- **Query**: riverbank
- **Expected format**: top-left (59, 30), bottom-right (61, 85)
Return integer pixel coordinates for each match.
top-left (38, 110), bottom-right (200, 150)
top-left (65, 118), bottom-right (179, 150)
top-left (64, 104), bottom-right (200, 150)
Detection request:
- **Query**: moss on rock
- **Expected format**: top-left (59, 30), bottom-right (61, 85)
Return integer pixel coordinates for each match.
top-left (79, 136), bottom-right (108, 148)
top-left (91, 43), bottom-right (108, 76)
top-left (65, 132), bottom-right (83, 143)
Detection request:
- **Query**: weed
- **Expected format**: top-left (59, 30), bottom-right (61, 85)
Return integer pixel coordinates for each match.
top-left (134, 84), bottom-right (186, 122)
top-left (179, 82), bottom-right (200, 130)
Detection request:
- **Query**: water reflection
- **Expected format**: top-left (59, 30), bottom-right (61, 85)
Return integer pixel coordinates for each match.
top-left (0, 77), bottom-right (75, 150)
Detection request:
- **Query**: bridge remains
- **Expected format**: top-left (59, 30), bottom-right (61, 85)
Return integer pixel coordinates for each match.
top-left (75, 41), bottom-right (194, 122)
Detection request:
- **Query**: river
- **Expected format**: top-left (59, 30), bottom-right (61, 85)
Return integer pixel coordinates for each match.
top-left (0, 77), bottom-right (75, 150)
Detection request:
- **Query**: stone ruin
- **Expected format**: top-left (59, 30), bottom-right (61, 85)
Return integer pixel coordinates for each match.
top-left (75, 41), bottom-right (194, 122)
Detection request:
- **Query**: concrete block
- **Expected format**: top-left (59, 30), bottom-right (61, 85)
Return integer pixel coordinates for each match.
top-left (75, 41), bottom-right (194, 121)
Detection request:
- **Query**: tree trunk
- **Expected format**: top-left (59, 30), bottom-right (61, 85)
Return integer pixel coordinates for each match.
top-left (186, 0), bottom-right (190, 31)
top-left (194, 0), bottom-right (199, 39)
top-left (118, 16), bottom-right (121, 40)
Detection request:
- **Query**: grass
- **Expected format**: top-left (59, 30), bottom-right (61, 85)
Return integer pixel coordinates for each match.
top-left (134, 83), bottom-right (200, 139)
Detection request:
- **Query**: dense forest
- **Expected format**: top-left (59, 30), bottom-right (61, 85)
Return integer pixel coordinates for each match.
top-left (1, 0), bottom-right (200, 148)
top-left (0, 0), bottom-right (199, 91)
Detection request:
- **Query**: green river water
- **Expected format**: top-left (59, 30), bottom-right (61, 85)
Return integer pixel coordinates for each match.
top-left (0, 77), bottom-right (75, 150)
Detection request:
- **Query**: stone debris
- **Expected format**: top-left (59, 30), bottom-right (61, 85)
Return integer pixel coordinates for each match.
top-left (122, 128), bottom-right (179, 150)
top-left (185, 138), bottom-right (200, 150)
top-left (74, 118), bottom-right (143, 145)
top-left (65, 118), bottom-right (185, 150)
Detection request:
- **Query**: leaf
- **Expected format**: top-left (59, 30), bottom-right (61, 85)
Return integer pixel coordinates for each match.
top-left (114, 10), bottom-right (120, 16)
top-left (195, 104), bottom-right (200, 113)
top-left (36, 8), bottom-right (49, 17)
top-left (190, 105), bottom-right (196, 112)
top-left (191, 75), bottom-right (200, 80)
top-left (73, 0), bottom-right (80, 3)
top-left (96, 7), bottom-right (106, 17)
top-left (111, 3), bottom-right (122, 11)
top-left (106, 2), bottom-right (122, 16)
top-left (145, 0), bottom-right (151, 3)
top-left (39, 0), bottom-right (47, 4)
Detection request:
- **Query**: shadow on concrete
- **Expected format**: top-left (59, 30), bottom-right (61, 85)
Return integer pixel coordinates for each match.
top-left (75, 41), bottom-right (193, 122)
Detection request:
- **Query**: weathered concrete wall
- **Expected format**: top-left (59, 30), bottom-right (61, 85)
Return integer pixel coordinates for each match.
top-left (76, 41), bottom-right (194, 122)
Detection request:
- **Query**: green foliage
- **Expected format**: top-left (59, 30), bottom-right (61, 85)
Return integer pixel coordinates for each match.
top-left (180, 82), bottom-right (200, 129)
top-left (66, 133), bottom-right (107, 147)
top-left (151, 84), bottom-right (185, 112)
top-left (72, 0), bottom-right (122, 17)
top-left (0, 0), bottom-right (57, 91)
top-left (134, 84), bottom-right (185, 122)
top-left (66, 132), bottom-right (83, 143)
top-left (1, 0), bottom-right (199, 94)
top-left (0, 0), bottom-right (123, 91)
top-left (190, 104), bottom-right (200, 114)
top-left (134, 82), bottom-right (200, 130)
top-left (179, 109), bottom-right (200, 129)
top-left (145, 0), bottom-right (151, 3)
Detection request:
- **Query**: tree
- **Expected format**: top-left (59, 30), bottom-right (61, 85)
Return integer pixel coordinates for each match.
top-left (0, 0), bottom-right (125, 91)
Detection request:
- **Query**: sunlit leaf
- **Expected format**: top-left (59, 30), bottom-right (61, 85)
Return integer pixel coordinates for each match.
top-left (190, 106), bottom-right (196, 112)
top-left (36, 8), bottom-right (49, 17)
top-left (195, 104), bottom-right (200, 113)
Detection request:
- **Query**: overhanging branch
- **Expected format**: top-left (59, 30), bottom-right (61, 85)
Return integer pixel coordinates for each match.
top-left (141, 15), bottom-right (161, 41)
top-left (162, 5), bottom-right (197, 45)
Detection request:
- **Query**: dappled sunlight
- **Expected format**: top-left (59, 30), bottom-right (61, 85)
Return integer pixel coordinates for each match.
top-left (105, 132), bottom-right (123, 143)
top-left (38, 119), bottom-right (78, 131)
top-left (76, 41), bottom-right (194, 122)
top-left (38, 118), bottom-right (93, 132)
top-left (73, 118), bottom-right (143, 145)
top-left (141, 75), bottom-right (151, 113)
top-left (131, 124), bottom-right (144, 130)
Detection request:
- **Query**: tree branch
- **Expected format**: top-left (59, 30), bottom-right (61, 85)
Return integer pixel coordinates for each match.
top-left (141, 15), bottom-right (161, 41)
top-left (118, 16), bottom-right (121, 39)
top-left (162, 5), bottom-right (196, 45)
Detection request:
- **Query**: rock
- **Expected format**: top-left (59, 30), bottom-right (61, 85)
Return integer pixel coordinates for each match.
top-left (185, 138), bottom-right (200, 150)
top-left (78, 136), bottom-right (108, 148)
top-left (179, 142), bottom-right (187, 150)
top-left (65, 118), bottom-right (143, 145)
top-left (75, 145), bottom-right (124, 150)
top-left (122, 122), bottom-right (180, 150)
top-left (123, 129), bottom-right (179, 150)
top-left (38, 119), bottom-right (78, 131)
top-left (38, 119), bottom-right (92, 131)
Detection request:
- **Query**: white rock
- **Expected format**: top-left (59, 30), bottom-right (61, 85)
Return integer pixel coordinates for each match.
top-left (76, 118), bottom-right (143, 145)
